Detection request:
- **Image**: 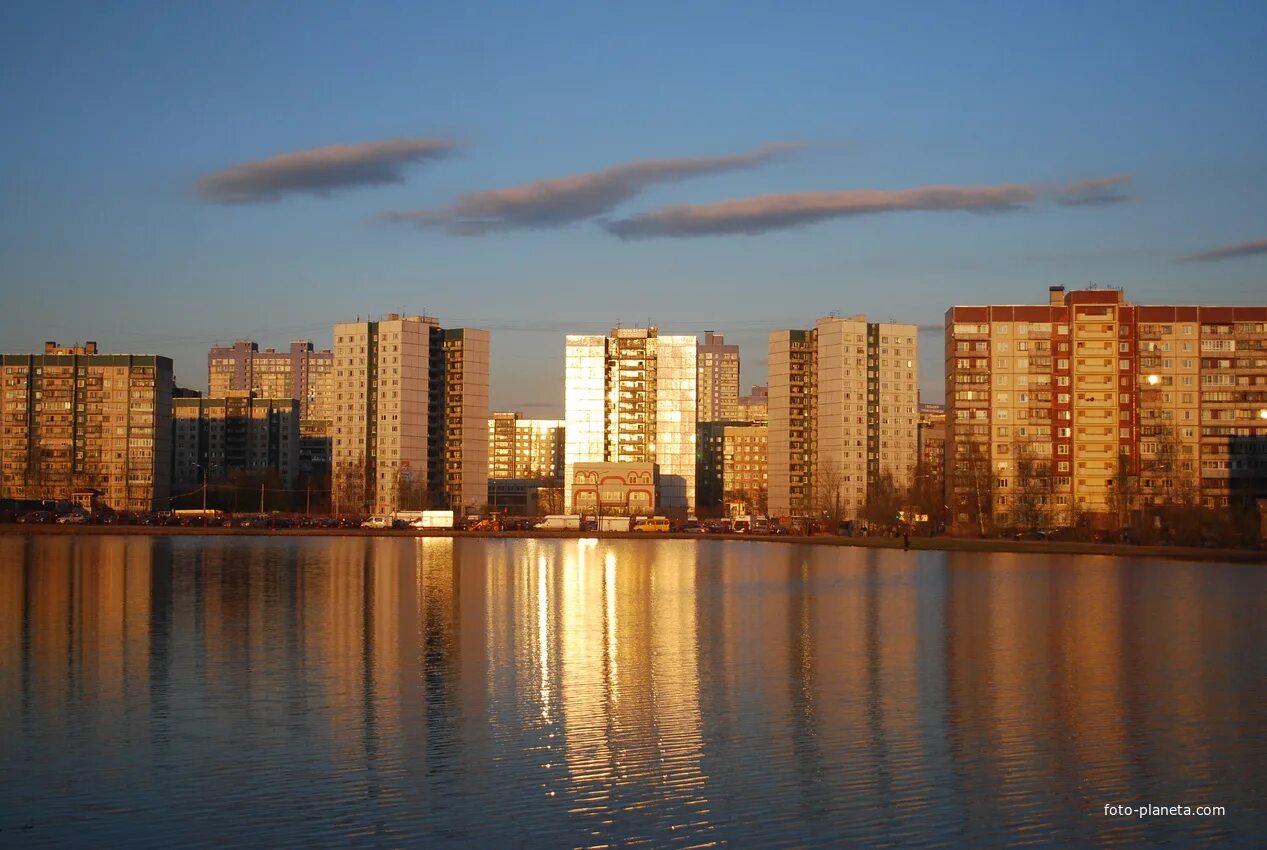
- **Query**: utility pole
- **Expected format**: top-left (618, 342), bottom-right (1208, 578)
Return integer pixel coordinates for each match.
top-left (202, 465), bottom-right (208, 512)
top-left (259, 482), bottom-right (265, 514)
top-left (306, 481), bottom-right (311, 515)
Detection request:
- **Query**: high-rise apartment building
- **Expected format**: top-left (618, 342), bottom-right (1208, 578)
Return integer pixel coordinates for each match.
top-left (172, 392), bottom-right (300, 491)
top-left (208, 339), bottom-right (334, 475)
top-left (489, 412), bottom-right (565, 479)
top-left (442, 329), bottom-right (491, 510)
top-left (737, 385), bottom-right (769, 425)
top-left (564, 327), bottom-right (697, 512)
top-left (697, 331), bottom-right (740, 422)
top-left (945, 286), bottom-right (1267, 531)
top-left (698, 422), bottom-right (768, 512)
top-left (952, 286), bottom-right (1267, 532)
top-left (917, 403), bottom-right (946, 516)
top-left (0, 342), bottom-right (172, 510)
top-left (208, 339), bottom-right (333, 420)
top-left (768, 316), bottom-right (919, 518)
top-left (331, 315), bottom-right (488, 514)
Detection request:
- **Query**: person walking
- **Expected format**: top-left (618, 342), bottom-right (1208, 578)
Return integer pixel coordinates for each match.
top-left (903, 531), bottom-right (910, 551)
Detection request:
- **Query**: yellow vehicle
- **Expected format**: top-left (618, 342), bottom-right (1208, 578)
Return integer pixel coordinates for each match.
top-left (632, 516), bottom-right (670, 533)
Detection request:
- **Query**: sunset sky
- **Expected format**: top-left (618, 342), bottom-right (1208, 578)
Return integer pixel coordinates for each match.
top-left (2, 1), bottom-right (1265, 413)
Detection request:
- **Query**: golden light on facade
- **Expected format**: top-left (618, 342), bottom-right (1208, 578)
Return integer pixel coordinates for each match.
top-left (1147, 374), bottom-right (1161, 386)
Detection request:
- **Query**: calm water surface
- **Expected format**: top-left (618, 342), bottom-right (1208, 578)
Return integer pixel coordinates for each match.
top-left (1, 536), bottom-right (1264, 848)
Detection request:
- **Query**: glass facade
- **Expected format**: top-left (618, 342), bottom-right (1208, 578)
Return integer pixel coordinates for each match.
top-left (564, 336), bottom-right (606, 510)
top-left (564, 330), bottom-right (698, 512)
top-left (655, 335), bottom-right (697, 510)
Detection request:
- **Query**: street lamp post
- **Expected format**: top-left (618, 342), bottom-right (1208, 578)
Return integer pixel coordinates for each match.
top-left (193, 462), bottom-right (208, 512)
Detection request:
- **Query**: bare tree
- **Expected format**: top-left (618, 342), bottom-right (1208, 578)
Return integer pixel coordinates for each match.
top-left (1011, 443), bottom-right (1051, 534)
top-left (814, 457), bottom-right (846, 522)
top-left (393, 466), bottom-right (429, 512)
top-left (955, 439), bottom-right (994, 536)
top-left (862, 470), bottom-right (903, 529)
top-left (536, 485), bottom-right (563, 516)
top-left (333, 457), bottom-right (369, 515)
top-left (1105, 454), bottom-right (1137, 531)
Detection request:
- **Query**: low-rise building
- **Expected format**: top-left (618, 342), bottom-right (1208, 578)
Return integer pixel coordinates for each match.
top-left (571, 461), bottom-right (657, 515)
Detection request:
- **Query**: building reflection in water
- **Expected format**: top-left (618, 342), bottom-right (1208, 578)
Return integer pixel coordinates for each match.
top-left (0, 536), bottom-right (1264, 847)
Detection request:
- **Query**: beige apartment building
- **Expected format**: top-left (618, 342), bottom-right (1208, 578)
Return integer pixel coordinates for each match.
top-left (697, 331), bottom-right (740, 422)
top-left (917, 403), bottom-right (947, 512)
top-left (1, 342), bottom-right (172, 511)
top-left (489, 412), bottom-right (565, 479)
top-left (698, 422), bottom-right (768, 513)
top-left (442, 329), bottom-right (491, 511)
top-left (564, 327), bottom-right (697, 512)
top-left (208, 339), bottom-right (334, 477)
top-left (737, 385), bottom-right (769, 425)
top-left (768, 316), bottom-right (919, 518)
top-left (332, 315), bottom-right (488, 514)
top-left (945, 286), bottom-right (1267, 531)
top-left (208, 339), bottom-right (334, 421)
top-left (173, 392), bottom-right (300, 491)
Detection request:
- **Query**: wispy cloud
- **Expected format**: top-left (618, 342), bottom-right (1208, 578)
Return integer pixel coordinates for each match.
top-left (380, 142), bottom-right (801, 234)
top-left (605, 174), bottom-right (1133, 239)
top-left (197, 137), bottom-right (460, 203)
top-left (1053, 175), bottom-right (1132, 206)
top-left (1177, 237), bottom-right (1267, 263)
top-left (605, 183), bottom-right (1038, 239)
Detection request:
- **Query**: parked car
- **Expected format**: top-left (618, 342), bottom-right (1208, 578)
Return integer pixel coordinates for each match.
top-left (56, 512), bottom-right (89, 524)
top-left (18, 511), bottom-right (54, 524)
top-left (362, 515), bottom-right (393, 530)
top-left (633, 517), bottom-right (670, 533)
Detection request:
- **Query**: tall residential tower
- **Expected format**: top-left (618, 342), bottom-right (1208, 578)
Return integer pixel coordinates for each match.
top-left (564, 327), bottom-right (697, 511)
top-left (768, 316), bottom-right (919, 518)
top-left (697, 331), bottom-right (740, 422)
top-left (331, 314), bottom-right (488, 514)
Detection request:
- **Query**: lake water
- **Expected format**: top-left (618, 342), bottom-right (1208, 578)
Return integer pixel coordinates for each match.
top-left (1, 535), bottom-right (1264, 848)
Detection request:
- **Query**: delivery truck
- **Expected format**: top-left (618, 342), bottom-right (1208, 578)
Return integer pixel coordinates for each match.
top-left (408, 510), bottom-right (455, 530)
top-left (535, 515), bottom-right (581, 530)
top-left (598, 516), bottom-right (631, 532)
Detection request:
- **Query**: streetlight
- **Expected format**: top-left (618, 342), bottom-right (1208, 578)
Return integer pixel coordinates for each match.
top-left (193, 462), bottom-right (208, 512)
top-left (1147, 374), bottom-right (1161, 386)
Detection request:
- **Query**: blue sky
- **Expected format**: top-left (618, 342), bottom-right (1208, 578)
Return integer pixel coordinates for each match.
top-left (2, 1), bottom-right (1265, 413)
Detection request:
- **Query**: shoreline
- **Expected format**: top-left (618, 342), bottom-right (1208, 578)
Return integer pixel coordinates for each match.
top-left (2, 524), bottom-right (1263, 564)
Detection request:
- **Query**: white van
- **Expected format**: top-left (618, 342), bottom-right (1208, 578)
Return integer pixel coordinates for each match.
top-left (535, 515), bottom-right (581, 530)
top-left (361, 515), bottom-right (393, 529)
